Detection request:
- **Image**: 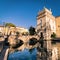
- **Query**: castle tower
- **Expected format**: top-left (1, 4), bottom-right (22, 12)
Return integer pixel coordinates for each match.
top-left (37, 7), bottom-right (56, 40)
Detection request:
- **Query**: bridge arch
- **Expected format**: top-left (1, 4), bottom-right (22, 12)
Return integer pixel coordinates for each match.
top-left (29, 38), bottom-right (38, 45)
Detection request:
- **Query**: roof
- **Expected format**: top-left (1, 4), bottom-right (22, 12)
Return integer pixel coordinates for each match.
top-left (38, 7), bottom-right (52, 15)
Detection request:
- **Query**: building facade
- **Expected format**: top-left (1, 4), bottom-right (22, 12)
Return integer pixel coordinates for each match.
top-left (55, 16), bottom-right (60, 37)
top-left (0, 26), bottom-right (29, 36)
top-left (36, 7), bottom-right (60, 38)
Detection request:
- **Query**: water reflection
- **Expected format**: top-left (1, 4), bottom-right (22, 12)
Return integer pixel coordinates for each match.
top-left (8, 48), bottom-right (37, 60)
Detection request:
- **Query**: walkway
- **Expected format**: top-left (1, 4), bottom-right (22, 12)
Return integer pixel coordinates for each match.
top-left (0, 46), bottom-right (8, 60)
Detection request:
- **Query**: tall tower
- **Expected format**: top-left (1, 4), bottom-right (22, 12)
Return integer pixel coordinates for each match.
top-left (37, 7), bottom-right (56, 40)
top-left (36, 7), bottom-right (56, 60)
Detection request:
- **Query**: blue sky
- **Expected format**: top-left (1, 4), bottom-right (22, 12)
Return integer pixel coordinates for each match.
top-left (0, 0), bottom-right (60, 29)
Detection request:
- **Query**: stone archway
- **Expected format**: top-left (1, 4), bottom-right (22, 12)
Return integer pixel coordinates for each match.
top-left (29, 38), bottom-right (38, 45)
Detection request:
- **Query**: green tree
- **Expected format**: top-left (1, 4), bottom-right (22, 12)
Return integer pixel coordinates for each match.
top-left (29, 26), bottom-right (36, 35)
top-left (5, 23), bottom-right (16, 27)
top-left (51, 32), bottom-right (56, 39)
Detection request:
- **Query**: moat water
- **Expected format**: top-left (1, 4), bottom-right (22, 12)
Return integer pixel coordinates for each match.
top-left (8, 48), bottom-right (37, 60)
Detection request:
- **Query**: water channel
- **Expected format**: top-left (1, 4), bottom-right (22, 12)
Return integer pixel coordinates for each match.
top-left (8, 48), bottom-right (37, 60)
top-left (0, 34), bottom-right (52, 60)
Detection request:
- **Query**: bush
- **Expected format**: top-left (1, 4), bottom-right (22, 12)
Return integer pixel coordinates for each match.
top-left (51, 32), bottom-right (56, 39)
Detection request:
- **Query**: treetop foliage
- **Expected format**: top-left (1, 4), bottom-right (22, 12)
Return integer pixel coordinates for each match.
top-left (5, 23), bottom-right (16, 27)
top-left (29, 26), bottom-right (36, 35)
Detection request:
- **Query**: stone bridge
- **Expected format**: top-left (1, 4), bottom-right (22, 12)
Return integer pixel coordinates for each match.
top-left (8, 35), bottom-right (40, 43)
top-left (18, 35), bottom-right (39, 42)
top-left (8, 35), bottom-right (40, 51)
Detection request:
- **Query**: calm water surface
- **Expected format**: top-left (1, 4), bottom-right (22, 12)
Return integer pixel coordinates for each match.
top-left (8, 48), bottom-right (37, 60)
